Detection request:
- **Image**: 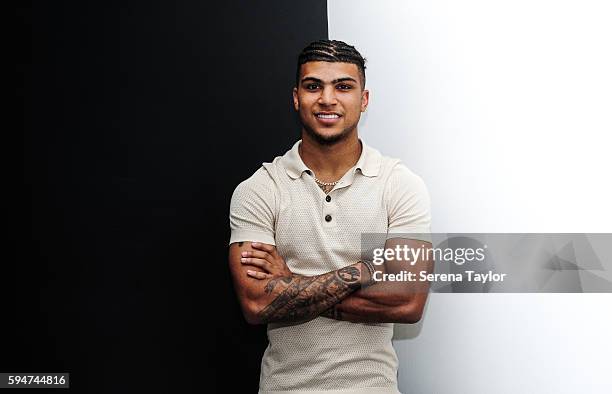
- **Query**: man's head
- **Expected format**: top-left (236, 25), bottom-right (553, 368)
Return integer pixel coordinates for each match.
top-left (293, 40), bottom-right (369, 146)
top-left (295, 40), bottom-right (367, 90)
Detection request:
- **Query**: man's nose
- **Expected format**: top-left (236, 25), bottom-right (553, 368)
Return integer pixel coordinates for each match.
top-left (318, 86), bottom-right (338, 105)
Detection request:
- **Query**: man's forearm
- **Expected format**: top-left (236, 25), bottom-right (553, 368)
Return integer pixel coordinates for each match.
top-left (322, 290), bottom-right (424, 323)
top-left (321, 239), bottom-right (434, 323)
top-left (255, 262), bottom-right (371, 324)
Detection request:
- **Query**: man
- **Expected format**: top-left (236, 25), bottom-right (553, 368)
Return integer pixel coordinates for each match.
top-left (228, 39), bottom-right (433, 394)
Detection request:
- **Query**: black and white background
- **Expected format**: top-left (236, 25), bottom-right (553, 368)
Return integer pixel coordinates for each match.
top-left (13, 1), bottom-right (612, 393)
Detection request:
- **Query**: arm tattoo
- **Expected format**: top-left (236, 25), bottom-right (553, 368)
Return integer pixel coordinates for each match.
top-left (264, 276), bottom-right (292, 294)
top-left (258, 266), bottom-right (361, 323)
top-left (320, 301), bottom-right (343, 320)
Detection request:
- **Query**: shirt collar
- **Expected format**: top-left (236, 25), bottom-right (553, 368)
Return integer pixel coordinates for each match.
top-left (283, 139), bottom-right (381, 179)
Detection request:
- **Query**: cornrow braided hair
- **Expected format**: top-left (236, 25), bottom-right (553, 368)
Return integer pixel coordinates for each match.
top-left (296, 39), bottom-right (367, 89)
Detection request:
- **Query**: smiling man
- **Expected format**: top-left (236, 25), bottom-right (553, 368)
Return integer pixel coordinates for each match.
top-left (228, 40), bottom-right (433, 394)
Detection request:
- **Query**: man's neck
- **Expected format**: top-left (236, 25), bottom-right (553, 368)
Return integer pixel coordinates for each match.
top-left (299, 132), bottom-right (362, 183)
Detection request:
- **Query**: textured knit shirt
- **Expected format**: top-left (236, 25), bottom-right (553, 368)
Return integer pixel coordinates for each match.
top-left (229, 139), bottom-right (431, 394)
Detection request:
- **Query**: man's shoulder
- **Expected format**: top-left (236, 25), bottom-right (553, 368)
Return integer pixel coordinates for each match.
top-left (388, 160), bottom-right (423, 182)
top-left (232, 165), bottom-right (275, 200)
top-left (368, 146), bottom-right (422, 183)
top-left (234, 143), bottom-right (298, 189)
top-left (231, 148), bottom-right (293, 202)
top-left (235, 157), bottom-right (285, 189)
top-left (364, 146), bottom-right (427, 197)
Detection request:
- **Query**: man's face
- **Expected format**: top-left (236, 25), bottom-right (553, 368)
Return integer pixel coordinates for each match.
top-left (293, 61), bottom-right (369, 146)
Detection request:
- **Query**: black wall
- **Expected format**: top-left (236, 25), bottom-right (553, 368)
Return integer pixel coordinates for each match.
top-left (14, 1), bottom-right (328, 392)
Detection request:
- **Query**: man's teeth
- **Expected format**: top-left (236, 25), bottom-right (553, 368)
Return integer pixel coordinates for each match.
top-left (317, 114), bottom-right (340, 119)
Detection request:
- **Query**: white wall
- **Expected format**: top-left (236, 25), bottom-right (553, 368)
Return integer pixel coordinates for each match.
top-left (328, 1), bottom-right (612, 393)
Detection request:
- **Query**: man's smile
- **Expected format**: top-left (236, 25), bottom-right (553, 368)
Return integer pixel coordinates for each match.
top-left (315, 111), bottom-right (342, 125)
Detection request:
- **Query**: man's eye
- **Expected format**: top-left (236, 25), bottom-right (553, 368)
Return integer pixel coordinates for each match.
top-left (337, 84), bottom-right (352, 90)
top-left (306, 84), bottom-right (320, 90)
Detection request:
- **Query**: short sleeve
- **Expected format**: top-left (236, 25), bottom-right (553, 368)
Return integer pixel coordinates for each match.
top-left (385, 164), bottom-right (432, 243)
top-left (228, 168), bottom-right (276, 246)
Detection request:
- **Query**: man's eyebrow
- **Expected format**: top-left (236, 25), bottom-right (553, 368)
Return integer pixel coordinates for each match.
top-left (300, 76), bottom-right (358, 84)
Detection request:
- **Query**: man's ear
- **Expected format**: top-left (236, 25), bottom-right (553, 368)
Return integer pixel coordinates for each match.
top-left (292, 87), bottom-right (299, 111)
top-left (361, 89), bottom-right (370, 112)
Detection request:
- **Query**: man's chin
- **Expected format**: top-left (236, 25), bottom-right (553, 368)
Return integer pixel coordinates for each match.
top-left (304, 126), bottom-right (352, 146)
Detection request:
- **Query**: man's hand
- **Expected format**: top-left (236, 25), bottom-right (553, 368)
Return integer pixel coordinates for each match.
top-left (241, 242), bottom-right (292, 279)
top-left (229, 241), bottom-right (367, 324)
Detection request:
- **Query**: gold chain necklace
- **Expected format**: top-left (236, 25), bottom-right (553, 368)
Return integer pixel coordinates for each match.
top-left (299, 143), bottom-right (341, 187)
top-left (313, 176), bottom-right (340, 186)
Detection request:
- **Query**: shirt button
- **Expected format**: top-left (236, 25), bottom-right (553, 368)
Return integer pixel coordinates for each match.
top-left (325, 195), bottom-right (331, 202)
top-left (325, 214), bottom-right (332, 222)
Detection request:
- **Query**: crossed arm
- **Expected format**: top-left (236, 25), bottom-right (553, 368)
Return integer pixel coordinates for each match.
top-left (228, 238), bottom-right (433, 325)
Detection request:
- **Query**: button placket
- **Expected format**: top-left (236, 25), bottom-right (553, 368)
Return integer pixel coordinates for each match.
top-left (322, 194), bottom-right (338, 228)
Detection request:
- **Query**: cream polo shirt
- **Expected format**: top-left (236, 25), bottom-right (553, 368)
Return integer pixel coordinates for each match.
top-left (229, 139), bottom-right (431, 394)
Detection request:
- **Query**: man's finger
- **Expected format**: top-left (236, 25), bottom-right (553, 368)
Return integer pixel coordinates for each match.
top-left (241, 250), bottom-right (271, 261)
top-left (251, 242), bottom-right (275, 253)
top-left (246, 270), bottom-right (272, 280)
top-left (241, 257), bottom-right (271, 271)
